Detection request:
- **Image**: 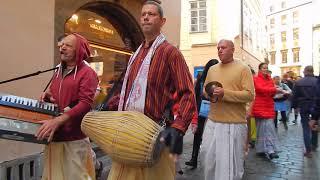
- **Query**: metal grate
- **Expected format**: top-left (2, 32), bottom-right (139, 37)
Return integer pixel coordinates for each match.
top-left (0, 153), bottom-right (43, 180)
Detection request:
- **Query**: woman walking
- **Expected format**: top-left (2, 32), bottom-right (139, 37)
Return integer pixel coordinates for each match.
top-left (251, 63), bottom-right (281, 160)
top-left (273, 76), bottom-right (292, 130)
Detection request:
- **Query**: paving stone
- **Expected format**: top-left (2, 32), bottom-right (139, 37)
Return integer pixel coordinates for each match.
top-left (96, 114), bottom-right (319, 180)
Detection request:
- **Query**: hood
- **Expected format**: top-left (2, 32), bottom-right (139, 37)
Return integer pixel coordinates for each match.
top-left (72, 33), bottom-right (91, 66)
top-left (258, 71), bottom-right (271, 80)
top-left (56, 33), bottom-right (91, 79)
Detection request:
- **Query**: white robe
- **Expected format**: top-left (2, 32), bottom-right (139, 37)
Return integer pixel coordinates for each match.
top-left (200, 120), bottom-right (247, 180)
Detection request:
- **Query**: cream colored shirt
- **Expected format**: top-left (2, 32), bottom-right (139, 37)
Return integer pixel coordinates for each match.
top-left (204, 60), bottom-right (255, 124)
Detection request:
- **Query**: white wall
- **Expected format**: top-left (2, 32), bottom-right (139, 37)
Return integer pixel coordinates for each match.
top-left (216, 0), bottom-right (241, 41)
top-left (267, 1), bottom-right (313, 76)
top-left (313, 0), bottom-right (320, 25)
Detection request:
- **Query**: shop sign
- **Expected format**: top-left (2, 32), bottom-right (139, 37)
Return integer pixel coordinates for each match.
top-left (89, 23), bottom-right (114, 35)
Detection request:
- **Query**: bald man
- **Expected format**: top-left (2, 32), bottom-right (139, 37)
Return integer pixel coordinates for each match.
top-left (37, 33), bottom-right (99, 179)
top-left (200, 39), bottom-right (255, 180)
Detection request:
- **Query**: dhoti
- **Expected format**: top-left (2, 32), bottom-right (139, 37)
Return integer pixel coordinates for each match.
top-left (200, 120), bottom-right (247, 180)
top-left (107, 148), bottom-right (175, 180)
top-left (42, 138), bottom-right (95, 180)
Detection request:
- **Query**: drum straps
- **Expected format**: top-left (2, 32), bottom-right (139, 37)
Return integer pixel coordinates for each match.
top-left (159, 100), bottom-right (174, 128)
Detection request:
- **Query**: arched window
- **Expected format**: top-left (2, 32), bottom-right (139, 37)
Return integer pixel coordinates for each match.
top-left (65, 10), bottom-right (133, 104)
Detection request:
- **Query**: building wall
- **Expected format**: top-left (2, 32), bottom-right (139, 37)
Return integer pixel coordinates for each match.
top-left (0, 0), bottom-right (55, 162)
top-left (266, 0), bottom-right (313, 77)
top-left (242, 0), bottom-right (267, 62)
top-left (312, 0), bottom-right (320, 75)
top-left (313, 26), bottom-right (320, 75)
top-left (216, 0), bottom-right (241, 40)
top-left (180, 0), bottom-right (265, 77)
top-left (0, 0), bottom-right (55, 98)
top-left (161, 0), bottom-right (181, 47)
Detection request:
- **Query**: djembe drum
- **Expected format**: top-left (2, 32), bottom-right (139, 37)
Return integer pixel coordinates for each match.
top-left (81, 111), bottom-right (164, 167)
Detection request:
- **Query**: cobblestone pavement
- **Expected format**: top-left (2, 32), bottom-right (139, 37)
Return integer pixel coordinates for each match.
top-left (175, 115), bottom-right (319, 180)
top-left (98, 115), bottom-right (319, 180)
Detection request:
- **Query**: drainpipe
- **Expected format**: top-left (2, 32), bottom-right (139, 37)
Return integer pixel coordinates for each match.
top-left (240, 0), bottom-right (244, 49)
top-left (240, 0), bottom-right (244, 62)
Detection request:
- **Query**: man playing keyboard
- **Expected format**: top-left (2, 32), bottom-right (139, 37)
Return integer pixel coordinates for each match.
top-left (36, 33), bottom-right (99, 180)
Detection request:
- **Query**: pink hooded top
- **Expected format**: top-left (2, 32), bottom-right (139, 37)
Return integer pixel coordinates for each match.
top-left (50, 33), bottom-right (99, 141)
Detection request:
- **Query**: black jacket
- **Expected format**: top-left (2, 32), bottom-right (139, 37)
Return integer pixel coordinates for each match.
top-left (292, 75), bottom-right (318, 109)
top-left (311, 77), bottom-right (320, 121)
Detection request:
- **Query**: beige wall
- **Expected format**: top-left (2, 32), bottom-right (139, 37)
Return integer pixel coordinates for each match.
top-left (0, 1), bottom-right (55, 98)
top-left (189, 38), bottom-right (262, 73)
top-left (161, 0), bottom-right (181, 47)
top-left (0, 0), bottom-right (55, 162)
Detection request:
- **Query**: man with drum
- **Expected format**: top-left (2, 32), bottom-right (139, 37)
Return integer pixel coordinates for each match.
top-left (36, 33), bottom-right (99, 180)
top-left (106, 1), bottom-right (197, 180)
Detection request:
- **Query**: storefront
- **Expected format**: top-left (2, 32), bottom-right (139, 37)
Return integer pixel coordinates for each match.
top-left (0, 0), bottom-right (147, 163)
top-left (56, 0), bottom-right (145, 104)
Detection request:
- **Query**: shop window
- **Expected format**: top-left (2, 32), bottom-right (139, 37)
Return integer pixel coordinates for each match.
top-left (190, 0), bottom-right (207, 32)
top-left (65, 10), bottom-right (133, 99)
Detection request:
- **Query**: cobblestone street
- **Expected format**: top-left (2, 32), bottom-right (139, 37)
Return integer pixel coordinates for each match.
top-left (175, 116), bottom-right (319, 180)
top-left (98, 115), bottom-right (319, 180)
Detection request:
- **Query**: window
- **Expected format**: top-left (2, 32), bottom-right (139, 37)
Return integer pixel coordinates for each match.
top-left (270, 18), bottom-right (275, 29)
top-left (281, 15), bottom-right (287, 25)
top-left (270, 5), bottom-right (274, 12)
top-left (65, 10), bottom-right (132, 97)
top-left (281, 49), bottom-right (288, 63)
top-left (190, 1), bottom-right (207, 32)
top-left (270, 34), bottom-right (275, 49)
top-left (293, 28), bottom-right (299, 47)
top-left (281, 1), bottom-right (286, 9)
top-left (292, 48), bottom-right (300, 62)
top-left (293, 11), bottom-right (299, 24)
top-left (269, 51), bottom-right (276, 65)
top-left (281, 31), bottom-right (287, 49)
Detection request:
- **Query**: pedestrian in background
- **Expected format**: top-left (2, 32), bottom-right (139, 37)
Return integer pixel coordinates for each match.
top-left (273, 76), bottom-right (292, 130)
top-left (292, 66), bottom-right (318, 157)
top-left (252, 63), bottom-right (281, 160)
top-left (247, 68), bottom-right (257, 149)
top-left (185, 59), bottom-right (219, 169)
